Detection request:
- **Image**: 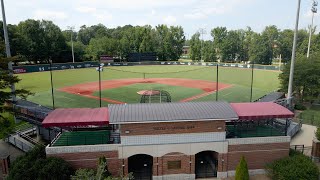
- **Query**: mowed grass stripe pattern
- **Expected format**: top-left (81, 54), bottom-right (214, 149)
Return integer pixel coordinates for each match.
top-left (92, 83), bottom-right (204, 103)
top-left (16, 65), bottom-right (280, 108)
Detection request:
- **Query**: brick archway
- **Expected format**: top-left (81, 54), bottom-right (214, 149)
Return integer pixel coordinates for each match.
top-left (195, 151), bottom-right (219, 178)
top-left (128, 154), bottom-right (153, 180)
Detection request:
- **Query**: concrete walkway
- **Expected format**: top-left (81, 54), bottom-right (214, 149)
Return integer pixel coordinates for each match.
top-left (291, 124), bottom-right (317, 146)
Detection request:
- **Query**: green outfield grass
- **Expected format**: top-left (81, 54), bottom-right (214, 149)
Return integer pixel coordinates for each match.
top-left (16, 65), bottom-right (281, 108)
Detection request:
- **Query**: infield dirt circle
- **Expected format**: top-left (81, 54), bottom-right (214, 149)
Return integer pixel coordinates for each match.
top-left (59, 78), bottom-right (232, 104)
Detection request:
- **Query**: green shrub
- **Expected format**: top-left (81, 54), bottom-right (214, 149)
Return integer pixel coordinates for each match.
top-left (7, 145), bottom-right (74, 180)
top-left (266, 153), bottom-right (319, 180)
top-left (294, 103), bottom-right (307, 110)
top-left (316, 127), bottom-right (320, 141)
top-left (235, 156), bottom-right (249, 180)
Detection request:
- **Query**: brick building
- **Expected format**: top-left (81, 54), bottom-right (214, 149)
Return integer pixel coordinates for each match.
top-left (44, 101), bottom-right (294, 179)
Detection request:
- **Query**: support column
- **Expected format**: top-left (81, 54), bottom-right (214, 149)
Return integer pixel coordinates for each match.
top-left (36, 126), bottom-right (41, 142)
top-left (217, 153), bottom-right (228, 178)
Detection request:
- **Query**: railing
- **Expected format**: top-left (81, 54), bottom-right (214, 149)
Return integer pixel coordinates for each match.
top-left (291, 145), bottom-right (312, 156)
top-left (287, 120), bottom-right (302, 137)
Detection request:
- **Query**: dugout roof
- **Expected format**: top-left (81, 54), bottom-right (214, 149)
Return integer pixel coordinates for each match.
top-left (108, 101), bottom-right (238, 124)
top-left (230, 102), bottom-right (294, 120)
top-left (42, 108), bottom-right (109, 127)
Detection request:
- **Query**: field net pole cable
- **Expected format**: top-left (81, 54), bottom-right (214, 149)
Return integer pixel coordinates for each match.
top-left (98, 59), bottom-right (102, 107)
top-left (49, 60), bottom-right (55, 109)
top-left (250, 62), bottom-right (254, 102)
top-left (216, 64), bottom-right (219, 101)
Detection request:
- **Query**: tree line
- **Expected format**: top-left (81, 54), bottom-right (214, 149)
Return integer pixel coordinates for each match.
top-left (190, 26), bottom-right (320, 64)
top-left (1, 19), bottom-right (320, 64)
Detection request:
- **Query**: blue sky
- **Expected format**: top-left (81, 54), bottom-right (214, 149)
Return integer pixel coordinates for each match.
top-left (2, 0), bottom-right (318, 39)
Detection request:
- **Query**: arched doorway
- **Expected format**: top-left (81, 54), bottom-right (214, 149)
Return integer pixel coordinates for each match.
top-left (195, 151), bottom-right (218, 178)
top-left (128, 154), bottom-right (153, 180)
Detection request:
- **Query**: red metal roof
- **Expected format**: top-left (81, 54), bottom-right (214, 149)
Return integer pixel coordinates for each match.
top-left (230, 102), bottom-right (294, 120)
top-left (42, 108), bottom-right (109, 128)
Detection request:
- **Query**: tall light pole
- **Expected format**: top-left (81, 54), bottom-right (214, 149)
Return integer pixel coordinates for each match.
top-left (1, 0), bottom-right (15, 102)
top-left (307, 0), bottom-right (318, 58)
top-left (67, 26), bottom-right (75, 63)
top-left (199, 28), bottom-right (206, 62)
top-left (287, 0), bottom-right (301, 106)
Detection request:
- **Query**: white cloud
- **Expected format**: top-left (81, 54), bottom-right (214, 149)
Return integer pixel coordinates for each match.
top-left (33, 10), bottom-right (68, 20)
top-left (151, 9), bottom-right (156, 16)
top-left (184, 0), bottom-right (251, 20)
top-left (76, 6), bottom-right (97, 13)
top-left (93, 12), bottom-right (113, 22)
top-left (77, 0), bottom-right (196, 10)
top-left (304, 10), bottom-right (319, 18)
top-left (163, 15), bottom-right (177, 25)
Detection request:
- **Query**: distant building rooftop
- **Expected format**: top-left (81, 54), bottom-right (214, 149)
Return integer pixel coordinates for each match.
top-left (257, 92), bottom-right (285, 102)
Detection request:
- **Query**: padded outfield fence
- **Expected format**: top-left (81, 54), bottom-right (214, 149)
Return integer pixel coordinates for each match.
top-left (15, 62), bottom-right (282, 108)
top-left (13, 61), bottom-right (282, 74)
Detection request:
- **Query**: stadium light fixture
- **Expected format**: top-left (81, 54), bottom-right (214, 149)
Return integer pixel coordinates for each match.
top-left (307, 0), bottom-right (318, 58)
top-left (67, 26), bottom-right (75, 63)
top-left (287, 0), bottom-right (301, 106)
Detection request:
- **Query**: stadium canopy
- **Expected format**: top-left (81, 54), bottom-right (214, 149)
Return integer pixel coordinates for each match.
top-left (230, 102), bottom-right (294, 120)
top-left (42, 108), bottom-right (109, 128)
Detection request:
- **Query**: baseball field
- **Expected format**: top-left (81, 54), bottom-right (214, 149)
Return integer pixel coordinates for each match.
top-left (15, 65), bottom-right (281, 108)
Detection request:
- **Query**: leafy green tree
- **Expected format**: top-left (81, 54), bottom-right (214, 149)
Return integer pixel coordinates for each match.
top-left (202, 40), bottom-right (216, 62)
top-left (222, 30), bottom-right (242, 62)
top-left (189, 32), bottom-right (201, 61)
top-left (278, 29), bottom-right (294, 62)
top-left (249, 33), bottom-right (272, 64)
top-left (16, 19), bottom-right (67, 63)
top-left (235, 156), bottom-right (249, 180)
top-left (279, 53), bottom-right (320, 102)
top-left (262, 25), bottom-right (279, 60)
top-left (211, 27), bottom-right (227, 60)
top-left (7, 145), bottom-right (74, 180)
top-left (67, 41), bottom-right (87, 61)
top-left (0, 57), bottom-right (31, 120)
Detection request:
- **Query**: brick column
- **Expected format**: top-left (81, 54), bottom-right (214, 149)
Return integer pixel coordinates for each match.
top-left (190, 155), bottom-right (195, 174)
top-left (312, 139), bottom-right (320, 162)
top-left (1, 155), bottom-right (10, 176)
top-left (123, 158), bottom-right (128, 176)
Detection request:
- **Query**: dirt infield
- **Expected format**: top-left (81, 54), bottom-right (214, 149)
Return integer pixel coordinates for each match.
top-left (59, 78), bottom-right (232, 104)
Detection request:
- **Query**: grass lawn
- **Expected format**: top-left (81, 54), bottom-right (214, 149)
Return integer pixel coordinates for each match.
top-left (299, 105), bottom-right (320, 126)
top-left (16, 65), bottom-right (281, 108)
top-left (92, 83), bottom-right (204, 103)
top-left (0, 113), bottom-right (27, 139)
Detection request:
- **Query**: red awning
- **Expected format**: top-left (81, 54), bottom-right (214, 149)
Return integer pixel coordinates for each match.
top-left (42, 108), bottom-right (109, 128)
top-left (230, 102), bottom-right (294, 120)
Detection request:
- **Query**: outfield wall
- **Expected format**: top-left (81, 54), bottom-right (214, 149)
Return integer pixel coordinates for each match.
top-left (13, 61), bottom-right (282, 74)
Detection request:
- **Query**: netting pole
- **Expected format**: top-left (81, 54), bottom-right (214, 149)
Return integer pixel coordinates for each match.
top-left (143, 73), bottom-right (146, 79)
top-left (49, 60), bottom-right (55, 109)
top-left (98, 60), bottom-right (102, 108)
top-left (216, 64), bottom-right (219, 101)
top-left (250, 62), bottom-right (254, 102)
